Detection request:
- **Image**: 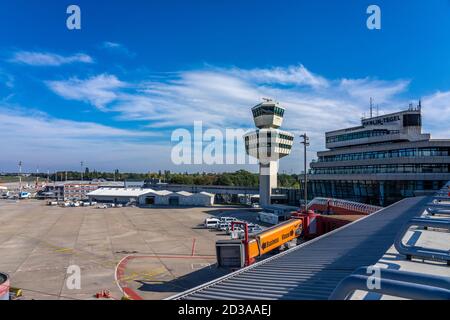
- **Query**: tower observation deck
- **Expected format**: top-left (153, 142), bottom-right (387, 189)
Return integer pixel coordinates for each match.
top-left (244, 99), bottom-right (295, 207)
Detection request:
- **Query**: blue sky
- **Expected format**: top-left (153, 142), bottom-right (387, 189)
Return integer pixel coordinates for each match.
top-left (1, 0), bottom-right (450, 173)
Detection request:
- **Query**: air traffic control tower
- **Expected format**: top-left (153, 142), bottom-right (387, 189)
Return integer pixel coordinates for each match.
top-left (244, 99), bottom-right (295, 207)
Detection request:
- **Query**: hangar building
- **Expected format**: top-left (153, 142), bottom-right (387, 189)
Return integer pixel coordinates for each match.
top-left (87, 188), bottom-right (214, 207)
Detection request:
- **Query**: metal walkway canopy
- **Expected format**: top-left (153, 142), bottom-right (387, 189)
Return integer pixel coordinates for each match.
top-left (169, 196), bottom-right (429, 300)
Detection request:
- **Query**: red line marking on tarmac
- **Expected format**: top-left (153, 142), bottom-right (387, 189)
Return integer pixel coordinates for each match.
top-left (115, 256), bottom-right (143, 300)
top-left (115, 254), bottom-right (216, 300)
top-left (191, 238), bottom-right (197, 257)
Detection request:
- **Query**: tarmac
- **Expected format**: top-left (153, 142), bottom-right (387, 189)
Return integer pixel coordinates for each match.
top-left (0, 199), bottom-right (257, 300)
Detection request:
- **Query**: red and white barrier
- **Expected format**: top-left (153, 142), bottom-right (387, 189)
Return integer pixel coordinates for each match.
top-left (0, 273), bottom-right (10, 300)
top-left (308, 197), bottom-right (382, 215)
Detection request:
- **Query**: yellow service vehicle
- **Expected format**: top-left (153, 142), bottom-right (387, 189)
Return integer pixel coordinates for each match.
top-left (216, 219), bottom-right (303, 268)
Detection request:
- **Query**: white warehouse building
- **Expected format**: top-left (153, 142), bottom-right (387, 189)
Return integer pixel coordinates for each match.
top-left (87, 188), bottom-right (215, 207)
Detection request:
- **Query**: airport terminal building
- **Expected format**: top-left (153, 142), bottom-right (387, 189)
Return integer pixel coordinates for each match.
top-left (309, 104), bottom-right (450, 206)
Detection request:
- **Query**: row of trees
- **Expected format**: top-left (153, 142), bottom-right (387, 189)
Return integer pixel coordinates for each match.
top-left (21, 169), bottom-right (301, 188)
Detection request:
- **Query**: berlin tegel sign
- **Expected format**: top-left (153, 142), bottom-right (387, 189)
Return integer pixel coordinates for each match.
top-left (362, 115), bottom-right (401, 126)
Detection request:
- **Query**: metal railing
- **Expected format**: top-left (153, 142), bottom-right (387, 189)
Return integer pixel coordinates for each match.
top-left (394, 217), bottom-right (450, 264)
top-left (427, 207), bottom-right (450, 216)
top-left (427, 183), bottom-right (450, 210)
top-left (308, 197), bottom-right (382, 215)
top-left (329, 267), bottom-right (450, 300)
top-left (394, 183), bottom-right (450, 264)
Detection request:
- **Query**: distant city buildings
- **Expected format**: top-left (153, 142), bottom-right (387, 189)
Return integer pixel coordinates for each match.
top-left (37, 182), bottom-right (99, 200)
top-left (64, 183), bottom-right (99, 200)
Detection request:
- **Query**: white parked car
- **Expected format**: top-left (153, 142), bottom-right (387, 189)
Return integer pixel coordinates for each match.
top-left (216, 222), bottom-right (231, 231)
top-left (220, 217), bottom-right (238, 223)
top-left (19, 192), bottom-right (31, 199)
top-left (204, 218), bottom-right (220, 229)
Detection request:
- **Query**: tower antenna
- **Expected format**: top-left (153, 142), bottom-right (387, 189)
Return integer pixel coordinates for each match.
top-left (369, 97), bottom-right (374, 118)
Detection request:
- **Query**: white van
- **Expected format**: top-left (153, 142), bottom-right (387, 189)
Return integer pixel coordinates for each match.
top-left (204, 218), bottom-right (220, 229)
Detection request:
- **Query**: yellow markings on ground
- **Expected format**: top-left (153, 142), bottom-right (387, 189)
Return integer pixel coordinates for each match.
top-left (54, 247), bottom-right (74, 254)
top-left (120, 267), bottom-right (168, 283)
top-left (18, 234), bottom-right (119, 270)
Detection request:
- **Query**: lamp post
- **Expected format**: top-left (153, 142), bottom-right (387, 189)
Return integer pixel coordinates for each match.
top-left (18, 161), bottom-right (22, 192)
top-left (300, 133), bottom-right (310, 212)
top-left (80, 161), bottom-right (84, 182)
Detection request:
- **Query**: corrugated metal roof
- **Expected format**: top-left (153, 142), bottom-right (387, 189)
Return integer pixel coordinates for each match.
top-left (87, 188), bottom-right (155, 197)
top-left (176, 191), bottom-right (194, 196)
top-left (169, 196), bottom-right (429, 300)
top-left (156, 190), bottom-right (174, 196)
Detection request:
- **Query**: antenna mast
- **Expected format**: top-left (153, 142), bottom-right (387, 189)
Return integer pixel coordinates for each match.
top-left (369, 97), bottom-right (374, 118)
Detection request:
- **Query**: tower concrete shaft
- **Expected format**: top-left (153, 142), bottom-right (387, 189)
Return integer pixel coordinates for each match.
top-left (259, 161), bottom-right (278, 207)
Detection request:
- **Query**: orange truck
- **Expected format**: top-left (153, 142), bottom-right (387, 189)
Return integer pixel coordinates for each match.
top-left (216, 219), bottom-right (303, 268)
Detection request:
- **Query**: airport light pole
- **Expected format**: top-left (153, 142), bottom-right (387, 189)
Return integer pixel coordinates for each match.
top-left (80, 161), bottom-right (84, 182)
top-left (18, 161), bottom-right (22, 192)
top-left (300, 134), bottom-right (310, 212)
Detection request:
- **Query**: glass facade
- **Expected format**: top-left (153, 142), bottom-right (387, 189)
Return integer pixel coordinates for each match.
top-left (279, 133), bottom-right (294, 141)
top-left (245, 141), bottom-right (292, 151)
top-left (309, 180), bottom-right (446, 206)
top-left (252, 105), bottom-right (285, 118)
top-left (403, 114), bottom-right (421, 126)
top-left (312, 164), bottom-right (450, 175)
top-left (326, 129), bottom-right (400, 143)
top-left (318, 147), bottom-right (450, 162)
top-left (244, 131), bottom-right (293, 154)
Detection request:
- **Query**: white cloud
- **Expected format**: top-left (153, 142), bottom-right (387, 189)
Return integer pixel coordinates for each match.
top-left (100, 41), bottom-right (135, 57)
top-left (0, 69), bottom-right (14, 88)
top-left (0, 106), bottom-right (169, 172)
top-left (102, 41), bottom-right (122, 49)
top-left (422, 91), bottom-right (450, 139)
top-left (46, 74), bottom-right (126, 109)
top-left (229, 65), bottom-right (329, 88)
top-left (9, 51), bottom-right (93, 66)
top-left (339, 78), bottom-right (410, 106)
top-left (106, 66), bottom-right (409, 134)
top-left (43, 64), bottom-right (426, 172)
top-left (44, 65), bottom-right (413, 135)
